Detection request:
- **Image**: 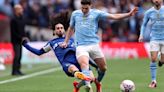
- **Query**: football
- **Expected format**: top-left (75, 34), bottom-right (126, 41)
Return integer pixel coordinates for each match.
top-left (120, 80), bottom-right (135, 92)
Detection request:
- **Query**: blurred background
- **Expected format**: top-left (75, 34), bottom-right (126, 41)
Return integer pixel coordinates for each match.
top-left (0, 0), bottom-right (154, 42)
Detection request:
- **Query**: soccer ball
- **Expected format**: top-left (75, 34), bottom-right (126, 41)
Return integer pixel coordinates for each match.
top-left (120, 80), bottom-right (135, 92)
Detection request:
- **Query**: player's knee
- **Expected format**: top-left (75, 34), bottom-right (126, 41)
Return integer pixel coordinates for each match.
top-left (99, 65), bottom-right (107, 72)
top-left (151, 57), bottom-right (157, 62)
top-left (80, 63), bottom-right (89, 69)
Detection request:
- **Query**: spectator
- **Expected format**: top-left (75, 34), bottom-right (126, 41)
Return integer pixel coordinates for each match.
top-left (0, 0), bottom-right (13, 17)
top-left (10, 4), bottom-right (27, 76)
top-left (0, 0), bottom-right (157, 42)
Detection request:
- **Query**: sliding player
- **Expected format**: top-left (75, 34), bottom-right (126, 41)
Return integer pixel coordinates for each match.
top-left (22, 23), bottom-right (98, 92)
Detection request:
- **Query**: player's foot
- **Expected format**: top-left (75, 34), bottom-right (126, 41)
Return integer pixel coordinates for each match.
top-left (74, 72), bottom-right (91, 81)
top-left (12, 71), bottom-right (25, 76)
top-left (73, 81), bottom-right (79, 92)
top-left (158, 61), bottom-right (163, 67)
top-left (94, 79), bottom-right (102, 92)
top-left (85, 84), bottom-right (93, 92)
top-left (149, 81), bottom-right (157, 88)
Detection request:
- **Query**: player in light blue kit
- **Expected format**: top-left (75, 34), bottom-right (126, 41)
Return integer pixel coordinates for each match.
top-left (61, 0), bottom-right (138, 92)
top-left (139, 0), bottom-right (164, 88)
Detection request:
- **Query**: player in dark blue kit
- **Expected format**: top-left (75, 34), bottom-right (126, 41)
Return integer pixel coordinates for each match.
top-left (22, 23), bottom-right (98, 92)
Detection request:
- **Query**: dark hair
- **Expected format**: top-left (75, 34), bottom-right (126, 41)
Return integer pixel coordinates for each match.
top-left (81, 0), bottom-right (91, 5)
top-left (50, 10), bottom-right (70, 31)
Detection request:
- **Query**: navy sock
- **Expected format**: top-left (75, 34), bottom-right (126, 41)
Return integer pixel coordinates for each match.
top-left (97, 69), bottom-right (105, 82)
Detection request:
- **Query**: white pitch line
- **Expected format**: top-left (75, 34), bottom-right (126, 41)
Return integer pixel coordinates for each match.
top-left (0, 65), bottom-right (57, 77)
top-left (0, 67), bottom-right (62, 84)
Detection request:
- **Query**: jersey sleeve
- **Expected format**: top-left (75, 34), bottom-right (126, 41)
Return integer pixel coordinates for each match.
top-left (140, 11), bottom-right (149, 36)
top-left (98, 10), bottom-right (110, 19)
top-left (42, 43), bottom-right (51, 52)
top-left (23, 43), bottom-right (46, 55)
top-left (69, 12), bottom-right (76, 28)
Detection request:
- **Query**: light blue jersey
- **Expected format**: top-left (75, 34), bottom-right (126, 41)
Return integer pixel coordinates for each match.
top-left (140, 6), bottom-right (164, 41)
top-left (70, 9), bottom-right (110, 45)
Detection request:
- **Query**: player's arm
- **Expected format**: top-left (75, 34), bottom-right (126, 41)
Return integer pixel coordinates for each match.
top-left (63, 26), bottom-right (74, 45)
top-left (138, 11), bottom-right (149, 42)
top-left (61, 12), bottom-right (75, 48)
top-left (22, 40), bottom-right (51, 55)
top-left (106, 7), bottom-right (138, 20)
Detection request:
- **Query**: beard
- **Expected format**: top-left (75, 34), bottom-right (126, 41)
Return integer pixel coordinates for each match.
top-left (57, 34), bottom-right (63, 37)
top-left (154, 1), bottom-right (161, 7)
top-left (54, 31), bottom-right (64, 37)
top-left (56, 32), bottom-right (64, 37)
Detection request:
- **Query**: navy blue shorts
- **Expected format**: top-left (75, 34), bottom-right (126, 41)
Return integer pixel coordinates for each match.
top-left (62, 62), bottom-right (81, 77)
top-left (62, 59), bottom-right (92, 77)
top-left (62, 51), bottom-right (81, 77)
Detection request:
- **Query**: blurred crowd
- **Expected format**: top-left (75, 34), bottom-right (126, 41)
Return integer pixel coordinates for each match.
top-left (0, 0), bottom-right (155, 42)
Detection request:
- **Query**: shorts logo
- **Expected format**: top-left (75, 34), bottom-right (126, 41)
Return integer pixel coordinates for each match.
top-left (65, 63), bottom-right (71, 67)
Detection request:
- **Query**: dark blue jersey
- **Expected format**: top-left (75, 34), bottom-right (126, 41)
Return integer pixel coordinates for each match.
top-left (23, 37), bottom-right (98, 76)
top-left (42, 37), bottom-right (76, 65)
top-left (23, 37), bottom-right (80, 77)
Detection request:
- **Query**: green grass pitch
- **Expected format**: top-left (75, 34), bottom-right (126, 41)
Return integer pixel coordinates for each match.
top-left (0, 59), bottom-right (164, 92)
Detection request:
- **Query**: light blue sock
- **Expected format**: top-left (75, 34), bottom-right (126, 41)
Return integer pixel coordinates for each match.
top-left (97, 69), bottom-right (105, 82)
top-left (150, 62), bottom-right (157, 81)
top-left (82, 69), bottom-right (90, 85)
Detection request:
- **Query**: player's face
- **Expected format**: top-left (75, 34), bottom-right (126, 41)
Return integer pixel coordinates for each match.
top-left (152, 0), bottom-right (162, 6)
top-left (81, 4), bottom-right (91, 15)
top-left (54, 23), bottom-right (65, 37)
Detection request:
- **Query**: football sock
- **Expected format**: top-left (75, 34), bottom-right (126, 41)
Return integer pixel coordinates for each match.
top-left (97, 69), bottom-right (106, 82)
top-left (72, 71), bottom-right (78, 76)
top-left (76, 80), bottom-right (92, 92)
top-left (85, 84), bottom-right (93, 92)
top-left (82, 69), bottom-right (90, 85)
top-left (76, 80), bottom-right (85, 89)
top-left (150, 62), bottom-right (157, 81)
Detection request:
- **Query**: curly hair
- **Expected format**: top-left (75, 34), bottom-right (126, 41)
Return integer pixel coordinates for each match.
top-left (50, 10), bottom-right (70, 31)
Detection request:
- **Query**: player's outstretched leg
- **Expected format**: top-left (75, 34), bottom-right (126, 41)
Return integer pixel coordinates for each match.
top-left (93, 69), bottom-right (105, 92)
top-left (94, 57), bottom-right (107, 92)
top-left (74, 71), bottom-right (91, 81)
top-left (149, 62), bottom-right (157, 88)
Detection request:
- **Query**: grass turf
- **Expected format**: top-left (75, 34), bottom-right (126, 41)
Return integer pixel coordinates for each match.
top-left (0, 59), bottom-right (164, 92)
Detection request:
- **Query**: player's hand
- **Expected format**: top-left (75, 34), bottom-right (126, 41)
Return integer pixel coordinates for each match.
top-left (129, 7), bottom-right (138, 16)
top-left (22, 37), bottom-right (29, 45)
top-left (138, 36), bottom-right (143, 42)
top-left (60, 42), bottom-right (68, 48)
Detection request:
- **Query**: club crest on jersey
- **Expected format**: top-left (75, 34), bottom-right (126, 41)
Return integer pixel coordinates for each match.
top-left (157, 13), bottom-right (160, 19)
top-left (88, 15), bottom-right (94, 19)
top-left (52, 42), bottom-right (63, 49)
